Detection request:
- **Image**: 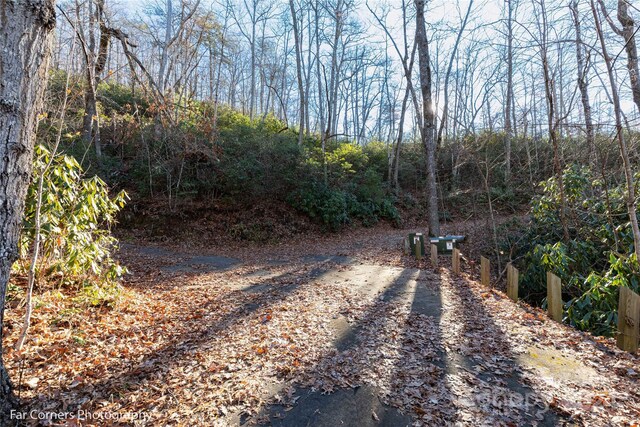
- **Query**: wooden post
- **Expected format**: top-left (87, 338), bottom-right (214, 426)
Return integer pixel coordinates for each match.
top-left (506, 263), bottom-right (519, 302)
top-left (415, 237), bottom-right (422, 261)
top-left (480, 256), bottom-right (490, 287)
top-left (403, 237), bottom-right (410, 255)
top-left (452, 248), bottom-right (460, 275)
top-left (430, 244), bottom-right (438, 267)
top-left (617, 286), bottom-right (640, 352)
top-left (546, 272), bottom-right (563, 322)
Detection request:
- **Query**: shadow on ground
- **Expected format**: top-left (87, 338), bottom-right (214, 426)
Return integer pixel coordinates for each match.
top-left (259, 268), bottom-right (421, 427)
top-left (257, 265), bottom-right (565, 426)
top-left (440, 269), bottom-right (563, 425)
top-left (19, 256), bottom-right (352, 420)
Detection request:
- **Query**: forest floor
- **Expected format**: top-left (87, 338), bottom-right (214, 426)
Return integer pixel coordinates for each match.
top-left (3, 218), bottom-right (640, 426)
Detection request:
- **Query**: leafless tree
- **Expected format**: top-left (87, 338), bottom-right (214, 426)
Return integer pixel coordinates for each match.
top-left (592, 0), bottom-right (640, 260)
top-left (570, 0), bottom-right (595, 151)
top-left (289, 0), bottom-right (305, 145)
top-left (415, 0), bottom-right (439, 236)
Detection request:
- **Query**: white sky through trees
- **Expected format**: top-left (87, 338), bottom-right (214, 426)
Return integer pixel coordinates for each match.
top-left (59, 0), bottom-right (640, 142)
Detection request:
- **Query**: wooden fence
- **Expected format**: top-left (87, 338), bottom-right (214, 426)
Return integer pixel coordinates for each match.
top-left (408, 236), bottom-right (640, 353)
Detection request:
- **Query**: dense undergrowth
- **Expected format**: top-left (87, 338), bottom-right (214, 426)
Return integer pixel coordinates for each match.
top-left (32, 72), bottom-right (640, 338)
top-left (504, 165), bottom-right (640, 336)
top-left (43, 73), bottom-right (555, 231)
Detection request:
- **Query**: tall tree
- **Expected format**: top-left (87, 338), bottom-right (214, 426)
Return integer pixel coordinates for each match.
top-left (325, 0), bottom-right (345, 140)
top-left (312, 0), bottom-right (328, 181)
top-left (62, 0), bottom-right (111, 160)
top-left (0, 0), bottom-right (56, 418)
top-left (598, 0), bottom-right (640, 111)
top-left (368, 0), bottom-right (422, 189)
top-left (289, 0), bottom-right (305, 145)
top-left (504, 0), bottom-right (514, 183)
top-left (415, 0), bottom-right (440, 236)
top-left (534, 0), bottom-right (570, 241)
top-left (232, 0), bottom-right (274, 120)
top-left (592, 0), bottom-right (640, 260)
top-left (570, 0), bottom-right (594, 151)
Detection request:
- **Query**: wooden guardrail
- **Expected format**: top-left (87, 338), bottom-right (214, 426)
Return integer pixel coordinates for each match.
top-left (407, 236), bottom-right (639, 353)
top-left (480, 256), bottom-right (490, 287)
top-left (506, 262), bottom-right (518, 302)
top-left (430, 244), bottom-right (438, 267)
top-left (452, 248), bottom-right (461, 275)
top-left (618, 287), bottom-right (640, 352)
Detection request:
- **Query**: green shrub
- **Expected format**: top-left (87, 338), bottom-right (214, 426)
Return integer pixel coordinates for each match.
top-left (567, 254), bottom-right (640, 336)
top-left (217, 122), bottom-right (305, 202)
top-left (289, 179), bottom-right (398, 231)
top-left (18, 145), bottom-right (128, 287)
top-left (45, 77), bottom-right (402, 233)
top-left (98, 80), bottom-right (150, 115)
top-left (289, 183), bottom-right (350, 230)
top-left (363, 141), bottom-right (390, 179)
top-left (512, 164), bottom-right (639, 337)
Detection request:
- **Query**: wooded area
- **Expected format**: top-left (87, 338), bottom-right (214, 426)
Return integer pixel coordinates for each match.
top-left (1, 0), bottom-right (640, 424)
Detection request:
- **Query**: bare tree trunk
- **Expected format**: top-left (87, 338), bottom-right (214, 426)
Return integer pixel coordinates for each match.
top-left (570, 0), bottom-right (594, 152)
top-left (325, 0), bottom-right (344, 140)
top-left (82, 81), bottom-right (101, 157)
top-left (213, 4), bottom-right (230, 137)
top-left (415, 0), bottom-right (440, 236)
top-left (258, 20), bottom-right (268, 117)
top-left (504, 0), bottom-right (514, 183)
top-left (536, 0), bottom-right (569, 241)
top-left (158, 0), bottom-right (172, 93)
top-left (598, 0), bottom-right (640, 111)
top-left (304, 9), bottom-right (312, 137)
top-left (592, 0), bottom-right (640, 260)
top-left (289, 0), bottom-right (305, 146)
top-left (312, 0), bottom-right (327, 183)
top-left (153, 0), bottom-right (172, 136)
top-left (15, 37), bottom-right (74, 353)
top-left (68, 0), bottom-right (108, 161)
top-left (82, 0), bottom-right (101, 159)
top-left (0, 0), bottom-right (56, 419)
top-left (393, 83), bottom-right (411, 190)
top-left (368, 0), bottom-right (423, 137)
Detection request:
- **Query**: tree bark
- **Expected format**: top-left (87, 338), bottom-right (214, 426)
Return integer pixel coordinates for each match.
top-left (592, 0), bottom-right (640, 261)
top-left (0, 0), bottom-right (56, 420)
top-left (289, 0), bottom-right (305, 146)
top-left (615, 0), bottom-right (640, 111)
top-left (392, 83), bottom-right (411, 190)
top-left (504, 0), bottom-right (514, 184)
top-left (78, 0), bottom-right (102, 159)
top-left (536, 0), bottom-right (569, 241)
top-left (325, 0), bottom-right (344, 141)
top-left (570, 0), bottom-right (594, 152)
top-left (158, 0), bottom-right (172, 94)
top-left (312, 0), bottom-right (327, 183)
top-left (415, 0), bottom-right (440, 236)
